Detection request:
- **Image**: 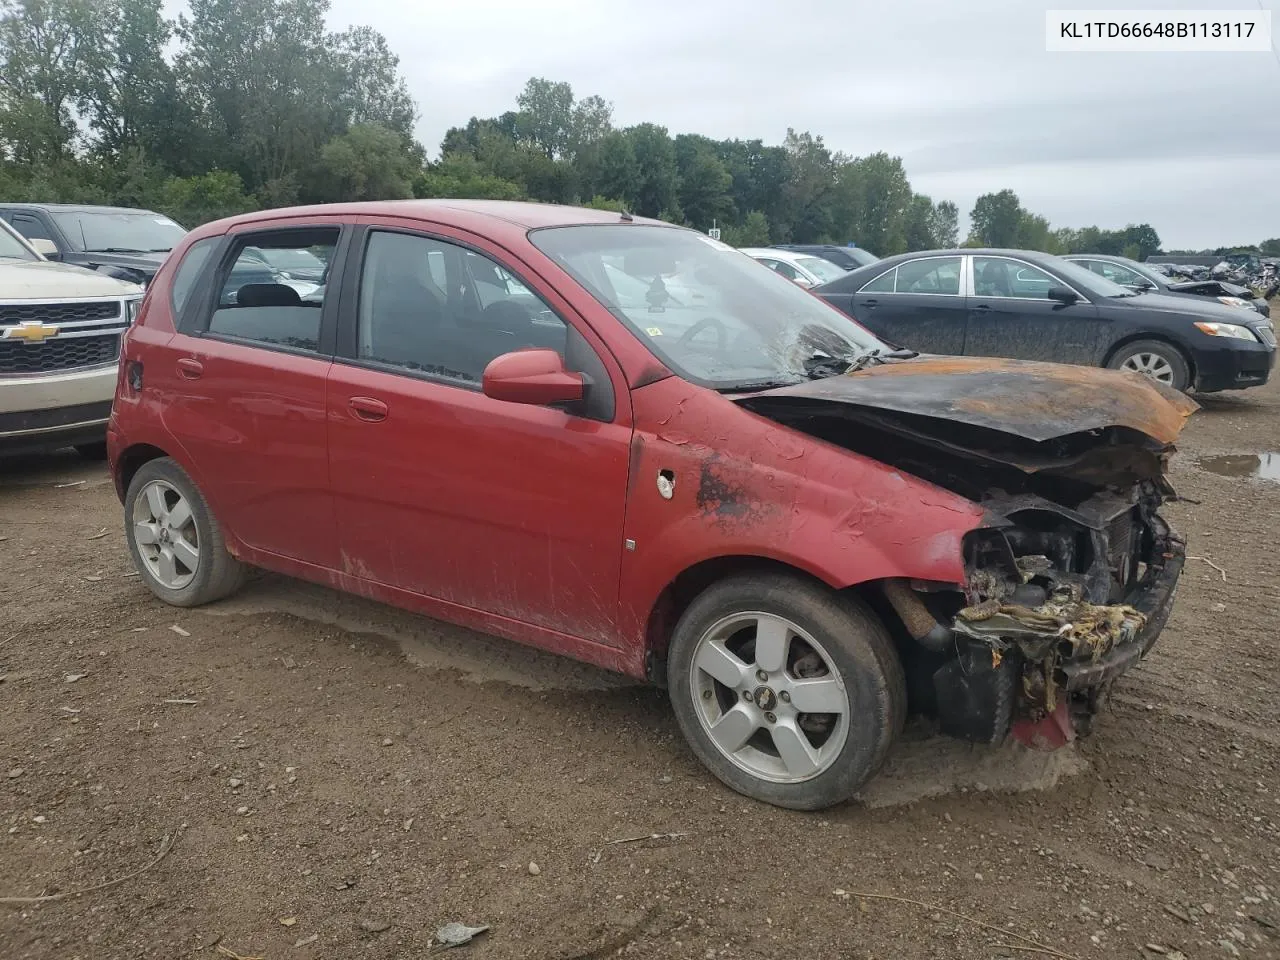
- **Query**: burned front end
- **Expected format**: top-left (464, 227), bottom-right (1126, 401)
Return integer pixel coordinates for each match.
top-left (736, 355), bottom-right (1198, 749)
top-left (885, 483), bottom-right (1185, 748)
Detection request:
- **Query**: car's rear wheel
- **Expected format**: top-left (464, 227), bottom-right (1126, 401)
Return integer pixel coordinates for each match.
top-left (666, 573), bottom-right (905, 810)
top-left (124, 458), bottom-right (245, 607)
top-left (1107, 340), bottom-right (1191, 391)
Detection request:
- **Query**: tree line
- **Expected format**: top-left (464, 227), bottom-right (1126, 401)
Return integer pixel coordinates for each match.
top-left (3, 0), bottom-right (1250, 261)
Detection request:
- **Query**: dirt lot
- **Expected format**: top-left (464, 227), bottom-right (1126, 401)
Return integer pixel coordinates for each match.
top-left (2, 375), bottom-right (1279, 960)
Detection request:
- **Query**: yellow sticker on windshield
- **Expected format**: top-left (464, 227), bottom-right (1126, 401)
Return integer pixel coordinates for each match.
top-left (645, 326), bottom-right (663, 336)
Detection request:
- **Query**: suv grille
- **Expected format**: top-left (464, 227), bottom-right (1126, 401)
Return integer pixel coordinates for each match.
top-left (0, 301), bottom-right (120, 325)
top-left (0, 333), bottom-right (121, 374)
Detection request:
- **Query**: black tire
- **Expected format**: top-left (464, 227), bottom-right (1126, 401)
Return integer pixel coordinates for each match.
top-left (123, 457), bottom-right (245, 607)
top-left (666, 573), bottom-right (905, 811)
top-left (1106, 339), bottom-right (1192, 392)
top-left (74, 441), bottom-right (108, 461)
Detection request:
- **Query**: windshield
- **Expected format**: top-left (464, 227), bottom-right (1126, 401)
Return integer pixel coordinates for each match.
top-left (531, 224), bottom-right (886, 389)
top-left (50, 210), bottom-right (186, 253)
top-left (845, 247), bottom-right (879, 268)
top-left (796, 256), bottom-right (848, 283)
top-left (1048, 256), bottom-right (1134, 298)
top-left (0, 223), bottom-right (38, 261)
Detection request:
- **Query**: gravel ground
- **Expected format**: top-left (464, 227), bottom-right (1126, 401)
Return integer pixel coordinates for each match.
top-left (1, 369), bottom-right (1278, 960)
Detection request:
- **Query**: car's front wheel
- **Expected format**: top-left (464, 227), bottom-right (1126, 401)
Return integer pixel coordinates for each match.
top-left (1107, 340), bottom-right (1191, 391)
top-left (666, 573), bottom-right (905, 810)
top-left (124, 458), bottom-right (245, 607)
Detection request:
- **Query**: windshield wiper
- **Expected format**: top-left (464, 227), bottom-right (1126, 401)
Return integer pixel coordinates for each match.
top-left (87, 247), bottom-right (146, 253)
top-left (717, 377), bottom-right (805, 393)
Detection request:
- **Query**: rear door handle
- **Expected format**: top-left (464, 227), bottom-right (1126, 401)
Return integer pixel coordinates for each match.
top-left (860, 298), bottom-right (878, 309)
top-left (971, 303), bottom-right (992, 312)
top-left (348, 396), bottom-right (388, 422)
top-left (176, 358), bottom-right (203, 379)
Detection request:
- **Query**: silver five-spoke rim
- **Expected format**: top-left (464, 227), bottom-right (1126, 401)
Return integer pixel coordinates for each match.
top-left (1121, 352), bottom-right (1175, 384)
top-left (132, 480), bottom-right (200, 590)
top-left (690, 612), bottom-right (848, 784)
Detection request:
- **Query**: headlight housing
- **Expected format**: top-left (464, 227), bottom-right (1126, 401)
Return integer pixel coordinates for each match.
top-left (1216, 295), bottom-right (1250, 309)
top-left (124, 296), bottom-right (143, 325)
top-left (1194, 321), bottom-right (1258, 342)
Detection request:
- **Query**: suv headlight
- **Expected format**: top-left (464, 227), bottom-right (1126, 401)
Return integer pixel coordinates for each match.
top-left (1217, 295), bottom-right (1250, 308)
top-left (124, 297), bottom-right (143, 325)
top-left (1194, 321), bottom-right (1258, 341)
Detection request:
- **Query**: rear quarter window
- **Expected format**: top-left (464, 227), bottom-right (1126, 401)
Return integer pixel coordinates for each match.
top-left (170, 237), bottom-right (219, 318)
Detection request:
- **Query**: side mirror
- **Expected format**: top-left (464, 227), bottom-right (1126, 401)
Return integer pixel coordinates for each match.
top-left (482, 348), bottom-right (584, 407)
top-left (1046, 285), bottom-right (1079, 305)
top-left (29, 238), bottom-right (59, 259)
top-left (793, 276), bottom-right (814, 288)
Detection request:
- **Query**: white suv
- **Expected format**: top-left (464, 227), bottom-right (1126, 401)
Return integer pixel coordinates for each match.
top-left (0, 219), bottom-right (143, 458)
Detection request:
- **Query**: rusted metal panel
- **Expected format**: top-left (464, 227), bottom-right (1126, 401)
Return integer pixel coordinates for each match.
top-left (737, 355), bottom-right (1198, 444)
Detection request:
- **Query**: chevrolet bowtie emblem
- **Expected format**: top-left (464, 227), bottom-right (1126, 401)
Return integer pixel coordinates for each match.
top-left (2, 321), bottom-right (59, 343)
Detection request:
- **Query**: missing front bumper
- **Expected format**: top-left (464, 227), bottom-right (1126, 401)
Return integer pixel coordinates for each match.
top-left (922, 531), bottom-right (1185, 748)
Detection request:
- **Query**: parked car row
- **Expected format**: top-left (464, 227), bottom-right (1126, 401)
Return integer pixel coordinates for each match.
top-left (809, 248), bottom-right (1274, 393)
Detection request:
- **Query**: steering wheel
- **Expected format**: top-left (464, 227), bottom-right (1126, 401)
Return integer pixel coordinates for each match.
top-left (676, 316), bottom-right (728, 351)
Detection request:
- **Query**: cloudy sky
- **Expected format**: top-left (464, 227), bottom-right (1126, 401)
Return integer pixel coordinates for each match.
top-left (329, 0), bottom-right (1279, 248)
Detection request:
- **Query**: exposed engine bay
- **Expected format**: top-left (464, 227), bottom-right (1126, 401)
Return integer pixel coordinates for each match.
top-left (737, 356), bottom-right (1196, 749)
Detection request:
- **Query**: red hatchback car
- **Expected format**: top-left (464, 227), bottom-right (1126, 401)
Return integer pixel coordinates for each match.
top-left (108, 201), bottom-right (1195, 810)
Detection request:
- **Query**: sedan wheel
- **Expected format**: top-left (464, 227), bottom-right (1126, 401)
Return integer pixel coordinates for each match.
top-left (1120, 352), bottom-right (1175, 385)
top-left (690, 612), bottom-right (848, 784)
top-left (667, 573), bottom-right (905, 810)
top-left (1108, 339), bottom-right (1191, 392)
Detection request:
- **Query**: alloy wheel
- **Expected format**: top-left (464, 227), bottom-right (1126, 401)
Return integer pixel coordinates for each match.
top-left (689, 612), bottom-right (849, 784)
top-left (132, 479), bottom-right (201, 590)
top-left (1121, 352), bottom-right (1175, 384)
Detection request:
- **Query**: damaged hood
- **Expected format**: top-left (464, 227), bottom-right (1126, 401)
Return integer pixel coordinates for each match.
top-left (736, 355), bottom-right (1197, 444)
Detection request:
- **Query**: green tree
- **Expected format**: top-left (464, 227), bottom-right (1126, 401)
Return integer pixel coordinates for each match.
top-left (849, 152), bottom-right (912, 253)
top-left (78, 0), bottom-right (176, 161)
top-left (1015, 211), bottom-right (1055, 252)
top-left (674, 134), bottom-right (734, 230)
top-left (626, 123), bottom-right (678, 219)
top-left (326, 25), bottom-right (416, 137)
top-left (314, 122), bottom-right (416, 202)
top-left (1260, 238), bottom-right (1280, 256)
top-left (580, 130), bottom-right (638, 208)
top-left (158, 169), bottom-right (256, 226)
top-left (514, 76), bottom-right (575, 160)
top-left (0, 0), bottom-right (107, 163)
top-left (903, 194), bottom-right (936, 252)
top-left (1119, 223), bottom-right (1161, 260)
top-left (583, 195), bottom-right (625, 211)
top-left (930, 200), bottom-right (959, 248)
top-left (721, 210), bottom-right (770, 247)
top-left (968, 189), bottom-right (1023, 247)
top-left (415, 154), bottom-right (522, 200)
top-left (781, 129), bottom-right (834, 243)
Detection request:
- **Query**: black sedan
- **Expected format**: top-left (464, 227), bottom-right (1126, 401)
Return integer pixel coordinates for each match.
top-left (813, 249), bottom-right (1276, 393)
top-left (1063, 253), bottom-right (1270, 317)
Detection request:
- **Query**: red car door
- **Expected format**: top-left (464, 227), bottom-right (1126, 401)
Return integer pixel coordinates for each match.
top-left (325, 222), bottom-right (633, 644)
top-left (159, 221), bottom-right (346, 567)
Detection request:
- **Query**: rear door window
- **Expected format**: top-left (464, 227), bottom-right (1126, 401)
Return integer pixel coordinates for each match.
top-left (895, 257), bottom-right (962, 295)
top-left (203, 227), bottom-right (339, 354)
